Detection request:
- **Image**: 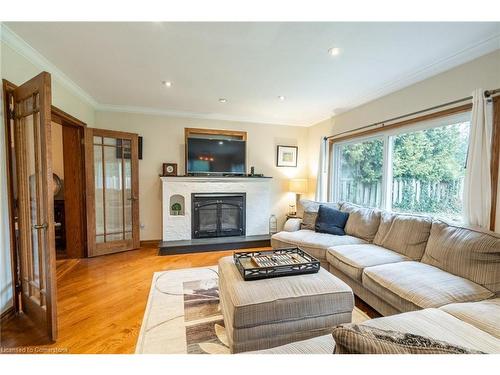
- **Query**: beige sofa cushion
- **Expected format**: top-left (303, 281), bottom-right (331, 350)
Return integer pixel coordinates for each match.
top-left (422, 221), bottom-right (500, 294)
top-left (333, 324), bottom-right (483, 354)
top-left (326, 244), bottom-right (410, 282)
top-left (362, 261), bottom-right (494, 312)
top-left (297, 199), bottom-right (340, 218)
top-left (440, 299), bottom-right (500, 339)
top-left (373, 211), bottom-right (432, 260)
top-left (248, 334), bottom-right (335, 354)
top-left (341, 202), bottom-right (381, 242)
top-left (361, 308), bottom-right (500, 353)
top-left (218, 256), bottom-right (354, 329)
top-left (271, 229), bottom-right (366, 261)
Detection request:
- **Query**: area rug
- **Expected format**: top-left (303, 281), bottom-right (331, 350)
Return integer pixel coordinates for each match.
top-left (135, 266), bottom-right (370, 354)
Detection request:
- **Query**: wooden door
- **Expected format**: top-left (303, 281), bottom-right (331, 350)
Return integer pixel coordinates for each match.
top-left (11, 72), bottom-right (58, 340)
top-left (85, 128), bottom-right (140, 256)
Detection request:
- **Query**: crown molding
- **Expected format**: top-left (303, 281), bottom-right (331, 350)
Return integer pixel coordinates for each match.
top-left (95, 103), bottom-right (307, 127)
top-left (312, 33), bottom-right (500, 126)
top-left (2, 23), bottom-right (498, 128)
top-left (0, 24), bottom-right (99, 108)
top-left (1, 23), bottom-right (300, 127)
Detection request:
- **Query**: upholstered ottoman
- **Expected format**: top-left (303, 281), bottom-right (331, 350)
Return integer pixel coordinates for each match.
top-left (218, 255), bottom-right (354, 353)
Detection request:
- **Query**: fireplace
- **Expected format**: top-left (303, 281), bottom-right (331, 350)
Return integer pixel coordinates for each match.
top-left (191, 193), bottom-right (246, 239)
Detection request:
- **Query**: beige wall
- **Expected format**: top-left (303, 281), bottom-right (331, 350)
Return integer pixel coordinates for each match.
top-left (95, 111), bottom-right (309, 240)
top-left (307, 50), bottom-right (500, 232)
top-left (1, 41), bottom-right (95, 126)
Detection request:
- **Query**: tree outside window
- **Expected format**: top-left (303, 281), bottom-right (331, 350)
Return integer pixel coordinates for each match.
top-left (334, 118), bottom-right (470, 222)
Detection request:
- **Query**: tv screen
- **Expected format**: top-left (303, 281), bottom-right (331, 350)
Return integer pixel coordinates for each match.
top-left (187, 138), bottom-right (246, 175)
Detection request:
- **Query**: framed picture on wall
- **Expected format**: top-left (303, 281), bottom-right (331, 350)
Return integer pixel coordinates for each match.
top-left (276, 145), bottom-right (298, 167)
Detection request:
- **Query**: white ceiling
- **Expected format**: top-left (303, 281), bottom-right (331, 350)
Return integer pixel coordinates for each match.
top-left (4, 22), bottom-right (500, 126)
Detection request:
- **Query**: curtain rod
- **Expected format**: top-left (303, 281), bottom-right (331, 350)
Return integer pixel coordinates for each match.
top-left (324, 88), bottom-right (500, 141)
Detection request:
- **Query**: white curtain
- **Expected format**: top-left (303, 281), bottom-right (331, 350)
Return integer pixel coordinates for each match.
top-left (315, 137), bottom-right (329, 202)
top-left (464, 89), bottom-right (493, 229)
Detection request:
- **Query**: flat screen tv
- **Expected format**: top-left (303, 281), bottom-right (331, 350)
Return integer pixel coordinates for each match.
top-left (187, 138), bottom-right (246, 175)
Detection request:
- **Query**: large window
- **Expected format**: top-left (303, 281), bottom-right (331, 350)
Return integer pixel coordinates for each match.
top-left (332, 113), bottom-right (471, 222)
top-left (337, 138), bottom-right (384, 207)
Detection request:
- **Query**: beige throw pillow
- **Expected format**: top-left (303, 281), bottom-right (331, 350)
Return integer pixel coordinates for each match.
top-left (301, 211), bottom-right (317, 230)
top-left (332, 324), bottom-right (483, 354)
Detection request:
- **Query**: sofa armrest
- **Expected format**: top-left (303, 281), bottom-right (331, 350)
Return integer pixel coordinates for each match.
top-left (283, 218), bottom-right (303, 232)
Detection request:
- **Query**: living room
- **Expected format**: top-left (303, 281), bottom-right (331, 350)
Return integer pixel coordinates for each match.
top-left (1, 1), bottom-right (499, 372)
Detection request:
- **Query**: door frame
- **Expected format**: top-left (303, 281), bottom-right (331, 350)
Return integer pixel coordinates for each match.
top-left (51, 107), bottom-right (88, 258)
top-left (85, 128), bottom-right (140, 257)
top-left (2, 79), bottom-right (88, 320)
top-left (3, 79), bottom-right (20, 314)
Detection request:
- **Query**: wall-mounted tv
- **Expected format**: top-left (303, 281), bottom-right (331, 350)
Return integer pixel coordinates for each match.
top-left (187, 138), bottom-right (246, 175)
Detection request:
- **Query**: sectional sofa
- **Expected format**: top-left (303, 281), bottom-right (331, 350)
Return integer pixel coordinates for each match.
top-left (267, 199), bottom-right (500, 353)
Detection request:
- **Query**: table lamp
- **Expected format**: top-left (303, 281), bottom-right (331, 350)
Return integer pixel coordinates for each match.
top-left (288, 178), bottom-right (308, 216)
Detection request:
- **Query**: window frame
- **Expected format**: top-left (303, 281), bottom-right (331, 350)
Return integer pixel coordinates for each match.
top-left (331, 111), bottom-right (472, 216)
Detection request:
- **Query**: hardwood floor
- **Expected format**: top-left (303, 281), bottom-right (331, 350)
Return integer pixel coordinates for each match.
top-left (0, 247), bottom-right (246, 353)
top-left (1, 246), bottom-right (380, 354)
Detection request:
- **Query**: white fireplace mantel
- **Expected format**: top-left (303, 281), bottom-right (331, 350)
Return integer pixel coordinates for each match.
top-left (161, 176), bottom-right (272, 241)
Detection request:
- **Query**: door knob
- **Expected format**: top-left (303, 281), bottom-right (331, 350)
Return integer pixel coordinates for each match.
top-left (32, 223), bottom-right (48, 230)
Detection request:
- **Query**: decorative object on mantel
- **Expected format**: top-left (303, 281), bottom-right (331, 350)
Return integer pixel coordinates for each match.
top-left (289, 178), bottom-right (308, 215)
top-left (276, 145), bottom-right (298, 167)
top-left (171, 202), bottom-right (182, 215)
top-left (247, 166), bottom-right (265, 177)
top-left (269, 214), bottom-right (277, 235)
top-left (162, 163), bottom-right (178, 176)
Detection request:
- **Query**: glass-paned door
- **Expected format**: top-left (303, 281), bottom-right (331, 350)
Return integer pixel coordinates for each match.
top-left (85, 129), bottom-right (139, 256)
top-left (11, 72), bottom-right (58, 341)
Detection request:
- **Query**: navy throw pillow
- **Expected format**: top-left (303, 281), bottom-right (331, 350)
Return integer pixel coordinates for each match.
top-left (315, 205), bottom-right (349, 236)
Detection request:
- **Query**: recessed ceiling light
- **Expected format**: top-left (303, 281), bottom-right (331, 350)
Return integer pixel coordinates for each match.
top-left (328, 47), bottom-right (341, 56)
top-left (219, 98), bottom-right (227, 103)
top-left (278, 96), bottom-right (286, 101)
top-left (162, 81), bottom-right (172, 87)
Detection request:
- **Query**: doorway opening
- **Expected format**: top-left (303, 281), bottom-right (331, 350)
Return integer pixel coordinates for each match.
top-left (50, 108), bottom-right (87, 260)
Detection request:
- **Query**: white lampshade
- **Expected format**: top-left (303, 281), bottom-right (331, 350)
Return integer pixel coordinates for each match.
top-left (289, 178), bottom-right (308, 194)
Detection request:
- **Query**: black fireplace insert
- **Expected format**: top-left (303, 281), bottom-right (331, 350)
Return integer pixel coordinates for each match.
top-left (191, 193), bottom-right (246, 239)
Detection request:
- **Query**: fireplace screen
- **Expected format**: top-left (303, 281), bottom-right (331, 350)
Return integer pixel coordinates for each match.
top-left (198, 205), bottom-right (218, 234)
top-left (192, 193), bottom-right (246, 238)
